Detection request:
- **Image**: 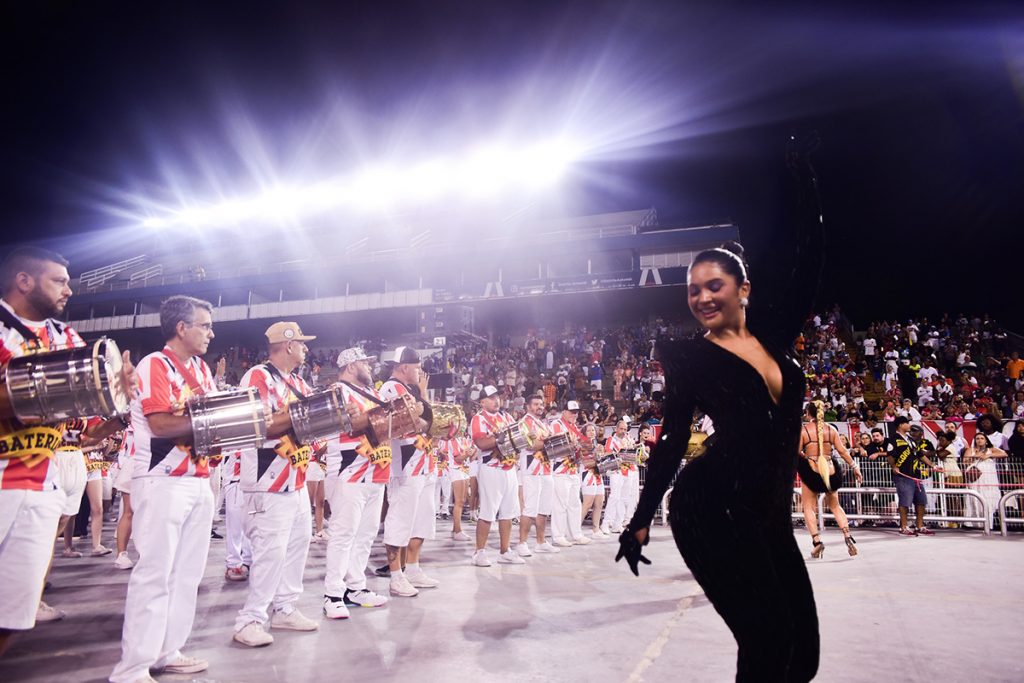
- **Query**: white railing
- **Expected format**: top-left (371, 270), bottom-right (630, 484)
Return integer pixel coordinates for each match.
top-left (78, 255), bottom-right (148, 289)
top-left (998, 490), bottom-right (1024, 537)
top-left (128, 264), bottom-right (163, 285)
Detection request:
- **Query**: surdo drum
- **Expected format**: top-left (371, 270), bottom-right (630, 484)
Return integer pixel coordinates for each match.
top-left (289, 387), bottom-right (353, 443)
top-left (187, 388), bottom-right (268, 456)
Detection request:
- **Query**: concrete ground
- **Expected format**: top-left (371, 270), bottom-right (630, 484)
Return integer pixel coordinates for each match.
top-left (2, 518), bottom-right (1021, 683)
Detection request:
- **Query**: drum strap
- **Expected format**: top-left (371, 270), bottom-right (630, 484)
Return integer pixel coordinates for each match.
top-left (338, 380), bottom-right (388, 407)
top-left (262, 363), bottom-right (307, 401)
top-left (161, 347), bottom-right (207, 396)
top-left (0, 304), bottom-right (63, 351)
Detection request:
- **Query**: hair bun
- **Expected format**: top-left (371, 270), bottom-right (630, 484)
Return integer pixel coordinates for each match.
top-left (720, 240), bottom-right (745, 258)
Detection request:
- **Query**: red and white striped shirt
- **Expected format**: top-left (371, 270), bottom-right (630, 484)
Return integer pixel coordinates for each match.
top-left (548, 417), bottom-right (583, 476)
top-left (471, 409), bottom-right (515, 470)
top-left (239, 363), bottom-right (315, 493)
top-left (131, 349), bottom-right (217, 479)
top-left (324, 382), bottom-right (391, 484)
top-left (519, 413), bottom-right (552, 476)
top-left (605, 433), bottom-right (638, 475)
top-left (378, 379), bottom-right (433, 478)
top-left (0, 300), bottom-right (84, 491)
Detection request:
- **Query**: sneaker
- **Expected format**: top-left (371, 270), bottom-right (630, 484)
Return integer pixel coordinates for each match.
top-left (898, 528), bottom-right (917, 537)
top-left (270, 609), bottom-right (319, 631)
top-left (599, 525), bottom-right (610, 535)
top-left (389, 573), bottom-right (419, 597)
top-left (916, 527), bottom-right (935, 536)
top-left (571, 536), bottom-right (592, 545)
top-left (36, 601), bottom-right (65, 622)
top-left (591, 529), bottom-right (607, 539)
top-left (552, 537), bottom-right (573, 547)
top-left (61, 548), bottom-right (83, 558)
top-left (114, 552), bottom-right (134, 570)
top-left (211, 528), bottom-right (224, 539)
top-left (312, 530), bottom-right (329, 543)
top-left (498, 549), bottom-right (526, 564)
top-left (344, 589), bottom-right (388, 608)
top-left (91, 545), bottom-right (113, 557)
top-left (535, 542), bottom-right (560, 553)
top-left (609, 525), bottom-right (624, 534)
top-left (404, 568), bottom-right (440, 589)
top-left (451, 530), bottom-right (471, 541)
top-left (469, 510), bottom-right (479, 522)
top-left (471, 549), bottom-right (492, 567)
top-left (233, 622), bottom-right (274, 647)
top-left (374, 564), bottom-right (392, 578)
top-left (157, 654), bottom-right (209, 674)
top-left (225, 565), bottom-right (249, 581)
top-left (515, 542), bottom-right (532, 557)
top-left (323, 595), bottom-right (351, 619)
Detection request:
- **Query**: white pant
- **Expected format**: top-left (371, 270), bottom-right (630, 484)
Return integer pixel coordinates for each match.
top-left (235, 490), bottom-right (311, 630)
top-left (110, 477), bottom-right (214, 683)
top-left (324, 479), bottom-right (384, 597)
top-left (56, 450), bottom-right (87, 515)
top-left (383, 476), bottom-right (435, 547)
top-left (521, 473), bottom-right (553, 517)
top-left (223, 481), bottom-right (252, 568)
top-left (437, 471), bottom-right (451, 513)
top-left (603, 471), bottom-right (636, 531)
top-left (550, 474), bottom-right (584, 541)
top-left (477, 465), bottom-right (519, 522)
top-left (0, 488), bottom-right (65, 630)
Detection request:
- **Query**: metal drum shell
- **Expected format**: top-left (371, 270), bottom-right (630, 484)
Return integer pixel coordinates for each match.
top-left (428, 403), bottom-right (466, 439)
top-left (543, 433), bottom-right (575, 466)
top-left (367, 395), bottom-right (420, 442)
top-left (596, 453), bottom-right (622, 474)
top-left (494, 422), bottom-right (533, 460)
top-left (5, 337), bottom-right (128, 424)
top-left (188, 389), bottom-right (268, 456)
top-left (289, 388), bottom-right (352, 443)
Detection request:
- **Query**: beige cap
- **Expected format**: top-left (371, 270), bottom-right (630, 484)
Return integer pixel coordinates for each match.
top-left (265, 321), bottom-right (316, 344)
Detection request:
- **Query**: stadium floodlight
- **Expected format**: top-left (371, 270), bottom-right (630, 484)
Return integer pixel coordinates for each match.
top-left (132, 136), bottom-right (583, 229)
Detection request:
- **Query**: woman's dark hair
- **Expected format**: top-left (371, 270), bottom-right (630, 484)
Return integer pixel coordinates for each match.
top-left (691, 240), bottom-right (748, 285)
top-left (974, 433), bottom-right (993, 448)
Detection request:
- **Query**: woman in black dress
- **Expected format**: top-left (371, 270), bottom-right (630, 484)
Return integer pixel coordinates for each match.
top-left (617, 137), bottom-right (824, 682)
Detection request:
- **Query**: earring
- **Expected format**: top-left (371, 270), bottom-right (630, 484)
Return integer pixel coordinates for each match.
top-left (740, 297), bottom-right (749, 307)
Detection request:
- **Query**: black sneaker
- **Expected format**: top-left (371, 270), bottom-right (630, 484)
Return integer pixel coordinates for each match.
top-left (374, 564), bottom-right (391, 578)
top-left (211, 528), bottom-right (224, 539)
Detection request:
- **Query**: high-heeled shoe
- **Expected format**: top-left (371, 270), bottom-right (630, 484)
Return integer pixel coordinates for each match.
top-left (810, 534), bottom-right (824, 559)
top-left (842, 528), bottom-right (858, 557)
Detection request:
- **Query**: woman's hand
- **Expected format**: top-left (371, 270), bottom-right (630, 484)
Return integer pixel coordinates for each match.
top-left (615, 525), bottom-right (652, 576)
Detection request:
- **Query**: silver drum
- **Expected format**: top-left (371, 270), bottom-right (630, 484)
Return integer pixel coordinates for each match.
top-left (5, 337), bottom-right (129, 424)
top-left (187, 389), bottom-right (268, 456)
top-left (289, 388), bottom-right (353, 443)
top-left (543, 433), bottom-right (575, 467)
top-left (596, 453), bottom-right (622, 474)
top-left (494, 422), bottom-right (533, 460)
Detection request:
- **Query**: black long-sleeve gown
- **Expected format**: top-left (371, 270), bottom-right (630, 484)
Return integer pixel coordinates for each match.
top-left (628, 157), bottom-right (824, 682)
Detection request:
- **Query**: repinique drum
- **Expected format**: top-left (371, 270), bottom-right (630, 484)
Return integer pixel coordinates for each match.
top-left (187, 389), bottom-right (268, 456)
top-left (428, 402), bottom-right (467, 439)
top-left (289, 388), bottom-right (353, 443)
top-left (494, 422), bottom-right (534, 460)
top-left (4, 337), bottom-right (129, 424)
top-left (543, 433), bottom-right (575, 467)
top-left (367, 394), bottom-right (421, 442)
top-left (596, 452), bottom-right (622, 474)
top-left (618, 447), bottom-right (640, 465)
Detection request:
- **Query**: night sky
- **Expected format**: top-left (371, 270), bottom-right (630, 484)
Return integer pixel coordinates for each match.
top-left (1, 1), bottom-right (1021, 324)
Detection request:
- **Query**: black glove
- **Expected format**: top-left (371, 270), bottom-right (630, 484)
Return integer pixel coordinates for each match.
top-left (615, 526), bottom-right (652, 577)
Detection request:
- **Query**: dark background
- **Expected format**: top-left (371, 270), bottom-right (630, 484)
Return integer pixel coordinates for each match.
top-left (1, 1), bottom-right (1021, 326)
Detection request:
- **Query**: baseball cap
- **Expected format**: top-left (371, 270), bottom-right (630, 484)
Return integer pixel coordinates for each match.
top-left (336, 346), bottom-right (376, 368)
top-left (481, 385), bottom-right (500, 398)
top-left (265, 322), bottom-right (316, 344)
top-left (390, 346), bottom-right (421, 364)
top-left (566, 400), bottom-right (580, 411)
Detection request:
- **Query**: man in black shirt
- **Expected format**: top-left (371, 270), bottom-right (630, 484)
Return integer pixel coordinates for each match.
top-left (887, 417), bottom-right (936, 536)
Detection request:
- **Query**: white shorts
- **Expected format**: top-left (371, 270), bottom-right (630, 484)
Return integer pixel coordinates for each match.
top-left (477, 465), bottom-right (520, 522)
top-left (0, 489), bottom-right (65, 629)
top-left (383, 476), bottom-right (436, 546)
top-left (102, 476), bottom-right (113, 500)
top-left (307, 462), bottom-right (326, 482)
top-left (114, 453), bottom-right (133, 493)
top-left (56, 450), bottom-right (87, 516)
top-left (468, 459), bottom-right (480, 478)
top-left (522, 474), bottom-right (553, 517)
top-left (581, 472), bottom-right (605, 497)
top-left (449, 468), bottom-right (469, 483)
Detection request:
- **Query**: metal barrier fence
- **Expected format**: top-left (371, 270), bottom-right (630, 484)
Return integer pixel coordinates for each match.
top-left (998, 490), bottom-right (1024, 537)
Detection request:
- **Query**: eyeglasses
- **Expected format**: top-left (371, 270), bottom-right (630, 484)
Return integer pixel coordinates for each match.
top-left (188, 322), bottom-right (214, 332)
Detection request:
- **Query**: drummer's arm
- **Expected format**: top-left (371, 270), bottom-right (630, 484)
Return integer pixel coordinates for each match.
top-left (83, 416), bottom-right (127, 443)
top-left (474, 434), bottom-right (498, 451)
top-left (148, 412), bottom-right (194, 439)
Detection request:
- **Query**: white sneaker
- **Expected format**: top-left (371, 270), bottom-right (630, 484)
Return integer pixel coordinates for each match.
top-left (535, 542), bottom-right (560, 553)
top-left (389, 573), bottom-right (419, 597)
top-left (552, 537), bottom-right (574, 547)
top-left (344, 589), bottom-right (388, 608)
top-left (323, 596), bottom-right (351, 619)
top-left (472, 549), bottom-right (492, 567)
top-left (35, 601), bottom-right (65, 622)
top-left (591, 529), bottom-right (607, 538)
top-left (404, 568), bottom-right (440, 589)
top-left (609, 525), bottom-right (624, 534)
top-left (114, 551), bottom-right (134, 570)
top-left (451, 530), bottom-right (471, 541)
top-left (515, 542), bottom-right (532, 557)
top-left (312, 529), bottom-right (330, 543)
top-left (233, 622), bottom-right (274, 647)
top-left (498, 549), bottom-right (526, 564)
top-left (270, 608), bottom-right (319, 631)
top-left (599, 525), bottom-right (610, 535)
top-left (157, 654), bottom-right (209, 674)
top-left (572, 536), bottom-right (593, 545)
top-left (469, 510), bottom-right (479, 522)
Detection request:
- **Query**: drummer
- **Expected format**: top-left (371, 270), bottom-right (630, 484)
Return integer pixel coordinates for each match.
top-left (0, 246), bottom-right (135, 653)
top-left (516, 392), bottom-right (556, 557)
top-left (600, 419), bottom-right (637, 535)
top-left (548, 400), bottom-right (591, 547)
top-left (111, 295), bottom-right (218, 682)
top-left (232, 321), bottom-right (320, 647)
top-left (470, 385), bottom-right (522, 566)
top-left (378, 347), bottom-right (438, 597)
